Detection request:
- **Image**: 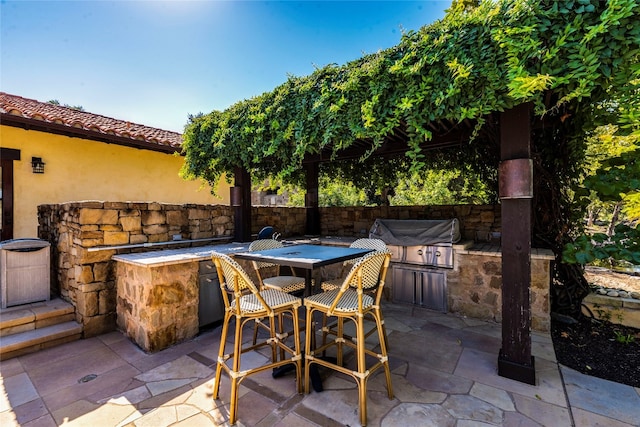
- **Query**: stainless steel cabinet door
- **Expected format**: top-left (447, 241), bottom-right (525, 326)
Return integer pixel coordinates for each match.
top-left (392, 265), bottom-right (447, 312)
top-left (392, 265), bottom-right (420, 305)
top-left (420, 269), bottom-right (447, 312)
top-left (198, 260), bottom-right (225, 327)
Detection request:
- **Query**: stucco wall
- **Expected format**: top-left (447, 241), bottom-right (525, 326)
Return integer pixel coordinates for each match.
top-left (1, 125), bottom-right (230, 238)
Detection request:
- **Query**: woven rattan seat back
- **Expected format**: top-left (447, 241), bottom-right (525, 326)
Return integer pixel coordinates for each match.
top-left (345, 238), bottom-right (387, 265)
top-left (342, 250), bottom-right (390, 291)
top-left (320, 241), bottom-right (388, 293)
top-left (351, 238), bottom-right (387, 252)
top-left (211, 252), bottom-right (259, 295)
top-left (249, 239), bottom-right (285, 269)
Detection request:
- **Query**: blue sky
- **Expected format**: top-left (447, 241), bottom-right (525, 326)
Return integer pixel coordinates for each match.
top-left (1, 1), bottom-right (448, 133)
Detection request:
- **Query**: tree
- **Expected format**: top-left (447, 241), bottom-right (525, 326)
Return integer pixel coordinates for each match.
top-left (581, 125), bottom-right (637, 231)
top-left (47, 99), bottom-right (85, 111)
top-left (562, 73), bottom-right (640, 269)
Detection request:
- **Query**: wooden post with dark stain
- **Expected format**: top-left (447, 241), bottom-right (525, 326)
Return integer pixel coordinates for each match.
top-left (233, 167), bottom-right (252, 242)
top-left (305, 162), bottom-right (321, 235)
top-left (1, 148), bottom-right (20, 241)
top-left (498, 103), bottom-right (536, 385)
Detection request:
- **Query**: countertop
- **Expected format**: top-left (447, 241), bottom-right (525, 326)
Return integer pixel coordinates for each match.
top-left (457, 242), bottom-right (555, 260)
top-left (112, 242), bottom-right (251, 267)
top-left (111, 236), bottom-right (554, 268)
top-left (110, 236), bottom-right (349, 268)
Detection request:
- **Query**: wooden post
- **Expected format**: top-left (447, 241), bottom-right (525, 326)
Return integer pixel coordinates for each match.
top-left (305, 162), bottom-right (320, 235)
top-left (233, 167), bottom-right (252, 242)
top-left (1, 148), bottom-right (20, 241)
top-left (498, 103), bottom-right (536, 385)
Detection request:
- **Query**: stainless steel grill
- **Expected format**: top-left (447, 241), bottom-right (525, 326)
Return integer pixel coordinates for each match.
top-left (369, 218), bottom-right (459, 269)
top-left (369, 218), bottom-right (460, 312)
top-left (399, 244), bottom-right (454, 268)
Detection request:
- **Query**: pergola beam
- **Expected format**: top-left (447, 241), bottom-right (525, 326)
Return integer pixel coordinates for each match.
top-left (498, 103), bottom-right (535, 385)
top-left (233, 167), bottom-right (252, 242)
top-left (305, 162), bottom-right (320, 235)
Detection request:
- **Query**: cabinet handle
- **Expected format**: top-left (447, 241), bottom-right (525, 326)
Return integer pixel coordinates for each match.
top-left (412, 271), bottom-right (417, 304)
top-left (435, 251), bottom-right (441, 257)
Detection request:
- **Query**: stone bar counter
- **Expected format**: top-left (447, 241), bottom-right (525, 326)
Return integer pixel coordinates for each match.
top-left (113, 236), bottom-right (555, 352)
top-left (113, 243), bottom-right (249, 352)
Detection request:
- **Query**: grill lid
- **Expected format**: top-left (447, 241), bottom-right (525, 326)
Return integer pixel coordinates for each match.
top-left (369, 219), bottom-right (461, 246)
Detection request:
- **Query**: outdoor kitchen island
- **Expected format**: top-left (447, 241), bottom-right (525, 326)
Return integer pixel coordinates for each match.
top-left (112, 235), bottom-right (554, 353)
top-left (369, 219), bottom-right (554, 332)
top-left (113, 242), bottom-right (250, 352)
top-left (111, 237), bottom-right (355, 352)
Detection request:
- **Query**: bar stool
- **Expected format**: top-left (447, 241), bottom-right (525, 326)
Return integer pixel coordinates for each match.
top-left (320, 238), bottom-right (388, 291)
top-left (248, 239), bottom-right (308, 350)
top-left (249, 239), bottom-right (306, 294)
top-left (320, 238), bottom-right (389, 348)
top-left (303, 251), bottom-right (393, 427)
top-left (210, 252), bottom-right (303, 425)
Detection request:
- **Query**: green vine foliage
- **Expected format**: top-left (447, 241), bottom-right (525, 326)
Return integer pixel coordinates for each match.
top-left (182, 0), bottom-right (639, 190)
top-left (181, 0), bottom-right (640, 314)
top-left (561, 75), bottom-right (640, 269)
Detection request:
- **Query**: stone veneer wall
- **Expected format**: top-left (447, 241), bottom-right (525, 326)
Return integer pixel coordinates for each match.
top-left (38, 201), bottom-right (235, 337)
top-left (38, 202), bottom-right (503, 338)
top-left (116, 261), bottom-right (200, 352)
top-left (252, 206), bottom-right (306, 237)
top-left (319, 205), bottom-right (501, 240)
top-left (447, 246), bottom-right (554, 332)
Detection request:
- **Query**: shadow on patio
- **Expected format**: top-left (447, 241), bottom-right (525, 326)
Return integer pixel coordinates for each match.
top-left (1, 300), bottom-right (639, 427)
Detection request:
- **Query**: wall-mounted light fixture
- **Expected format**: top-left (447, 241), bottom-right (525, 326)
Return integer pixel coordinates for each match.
top-left (31, 157), bottom-right (45, 174)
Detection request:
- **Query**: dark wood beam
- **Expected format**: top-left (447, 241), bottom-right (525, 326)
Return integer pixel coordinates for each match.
top-left (498, 102), bottom-right (535, 385)
top-left (303, 130), bottom-right (470, 164)
top-left (305, 162), bottom-right (320, 235)
top-left (233, 167), bottom-right (252, 242)
top-left (1, 148), bottom-right (20, 240)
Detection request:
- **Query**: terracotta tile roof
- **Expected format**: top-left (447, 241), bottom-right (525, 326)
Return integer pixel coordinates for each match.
top-left (0, 92), bottom-right (182, 151)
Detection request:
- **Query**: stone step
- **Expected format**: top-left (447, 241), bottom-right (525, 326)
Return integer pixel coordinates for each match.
top-left (0, 298), bottom-right (75, 336)
top-left (0, 298), bottom-right (83, 360)
top-left (0, 320), bottom-right (83, 360)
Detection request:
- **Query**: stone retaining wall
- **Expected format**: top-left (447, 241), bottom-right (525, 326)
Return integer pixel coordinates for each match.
top-left (253, 206), bottom-right (306, 237)
top-left (582, 293), bottom-right (640, 329)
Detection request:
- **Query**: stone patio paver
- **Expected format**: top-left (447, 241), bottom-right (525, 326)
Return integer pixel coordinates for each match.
top-left (561, 366), bottom-right (640, 426)
top-left (2, 302), bottom-right (640, 426)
